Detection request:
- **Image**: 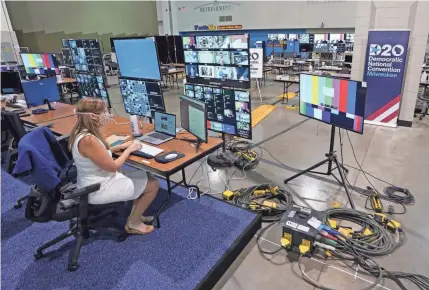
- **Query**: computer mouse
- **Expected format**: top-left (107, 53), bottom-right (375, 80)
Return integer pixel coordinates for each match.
top-left (165, 153), bottom-right (178, 160)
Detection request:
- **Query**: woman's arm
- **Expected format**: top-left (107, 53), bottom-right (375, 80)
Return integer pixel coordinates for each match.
top-left (78, 136), bottom-right (139, 172)
top-left (110, 141), bottom-right (134, 153)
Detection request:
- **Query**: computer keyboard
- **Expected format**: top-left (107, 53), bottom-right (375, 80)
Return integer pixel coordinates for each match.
top-left (148, 132), bottom-right (170, 140)
top-left (134, 141), bottom-right (164, 156)
top-left (6, 103), bottom-right (24, 109)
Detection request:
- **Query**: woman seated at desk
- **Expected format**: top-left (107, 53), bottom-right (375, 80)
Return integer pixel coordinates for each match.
top-left (68, 98), bottom-right (159, 235)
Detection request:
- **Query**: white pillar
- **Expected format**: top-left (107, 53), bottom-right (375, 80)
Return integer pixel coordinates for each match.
top-left (352, 0), bottom-right (429, 127)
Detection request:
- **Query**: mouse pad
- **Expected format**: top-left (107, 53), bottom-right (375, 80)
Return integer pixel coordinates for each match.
top-left (155, 151), bottom-right (185, 164)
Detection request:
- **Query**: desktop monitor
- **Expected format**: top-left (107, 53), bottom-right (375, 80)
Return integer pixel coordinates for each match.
top-left (1, 71), bottom-right (23, 94)
top-left (154, 112), bottom-right (176, 137)
top-left (179, 95), bottom-right (207, 143)
top-left (299, 43), bottom-right (314, 53)
top-left (20, 53), bottom-right (60, 75)
top-left (114, 37), bottom-right (161, 81)
top-left (61, 48), bottom-right (74, 67)
top-left (22, 77), bottom-right (60, 108)
top-left (119, 77), bottom-right (165, 117)
top-left (299, 73), bottom-right (366, 134)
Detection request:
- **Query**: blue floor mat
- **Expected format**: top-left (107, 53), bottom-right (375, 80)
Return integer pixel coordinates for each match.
top-left (1, 168), bottom-right (259, 290)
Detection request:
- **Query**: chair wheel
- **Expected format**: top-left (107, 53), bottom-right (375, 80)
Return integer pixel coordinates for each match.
top-left (117, 235), bottom-right (127, 242)
top-left (34, 252), bottom-right (44, 260)
top-left (14, 203), bottom-right (22, 209)
top-left (68, 263), bottom-right (79, 272)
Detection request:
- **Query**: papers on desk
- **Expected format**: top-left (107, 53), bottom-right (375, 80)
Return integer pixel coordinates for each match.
top-left (106, 134), bottom-right (130, 147)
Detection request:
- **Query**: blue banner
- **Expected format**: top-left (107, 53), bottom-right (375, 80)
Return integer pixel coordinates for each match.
top-left (363, 30), bottom-right (410, 126)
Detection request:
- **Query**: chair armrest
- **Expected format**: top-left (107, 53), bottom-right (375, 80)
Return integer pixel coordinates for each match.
top-left (55, 135), bottom-right (69, 142)
top-left (63, 183), bottom-right (100, 200)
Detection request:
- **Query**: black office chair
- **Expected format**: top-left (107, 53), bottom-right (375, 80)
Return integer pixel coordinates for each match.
top-left (1, 111), bottom-right (28, 174)
top-left (13, 127), bottom-right (126, 271)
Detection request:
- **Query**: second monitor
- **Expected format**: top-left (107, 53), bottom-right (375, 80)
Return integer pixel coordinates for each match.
top-left (119, 77), bottom-right (166, 117)
top-left (180, 95), bottom-right (207, 152)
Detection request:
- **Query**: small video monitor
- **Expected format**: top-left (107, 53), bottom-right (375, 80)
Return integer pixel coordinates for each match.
top-left (214, 51), bottom-right (231, 65)
top-left (230, 35), bottom-right (248, 49)
top-left (196, 36), bottom-right (214, 49)
top-left (21, 53), bottom-right (60, 75)
top-left (22, 77), bottom-right (60, 107)
top-left (299, 73), bottom-right (366, 134)
top-left (184, 51), bottom-right (198, 63)
top-left (179, 95), bottom-right (207, 143)
top-left (232, 51), bottom-right (249, 65)
top-left (1, 71), bottom-right (23, 94)
top-left (197, 51), bottom-right (215, 64)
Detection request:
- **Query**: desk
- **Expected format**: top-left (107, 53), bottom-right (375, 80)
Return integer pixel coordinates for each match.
top-left (21, 103), bottom-right (76, 125)
top-left (319, 66), bottom-right (342, 72)
top-left (57, 77), bottom-right (77, 85)
top-left (274, 77), bottom-right (300, 104)
top-left (162, 69), bottom-right (185, 89)
top-left (56, 77), bottom-right (77, 103)
top-left (39, 115), bottom-right (224, 228)
top-left (264, 64), bottom-right (293, 75)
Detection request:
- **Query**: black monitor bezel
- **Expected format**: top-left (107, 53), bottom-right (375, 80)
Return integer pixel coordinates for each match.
top-left (118, 76), bottom-right (166, 117)
top-left (113, 36), bottom-right (163, 82)
top-left (298, 73), bottom-right (366, 135)
top-left (179, 94), bottom-right (208, 143)
top-left (153, 111), bottom-right (177, 137)
top-left (62, 39), bottom-right (104, 75)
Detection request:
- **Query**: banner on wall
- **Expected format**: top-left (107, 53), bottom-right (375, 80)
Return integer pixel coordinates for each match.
top-left (363, 30), bottom-right (410, 127)
top-left (250, 48), bottom-right (263, 78)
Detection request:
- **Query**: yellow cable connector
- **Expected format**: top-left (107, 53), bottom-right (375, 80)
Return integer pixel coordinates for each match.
top-left (262, 200), bottom-right (277, 208)
top-left (299, 239), bottom-right (311, 254)
top-left (268, 184), bottom-right (279, 195)
top-left (387, 220), bottom-right (401, 233)
top-left (338, 227), bottom-right (354, 238)
top-left (325, 250), bottom-right (332, 257)
top-left (328, 219), bottom-right (337, 229)
top-left (333, 201), bottom-right (341, 208)
top-left (253, 190), bottom-right (266, 196)
top-left (281, 233), bottom-right (292, 248)
top-left (222, 190), bottom-right (235, 200)
top-left (362, 227), bottom-right (373, 236)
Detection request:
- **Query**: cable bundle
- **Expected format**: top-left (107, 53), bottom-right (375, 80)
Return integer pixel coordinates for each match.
top-left (232, 184), bottom-right (293, 222)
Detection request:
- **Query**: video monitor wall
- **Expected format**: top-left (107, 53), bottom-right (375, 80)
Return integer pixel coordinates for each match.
top-left (183, 34), bottom-right (250, 89)
top-left (299, 74), bottom-right (366, 134)
top-left (75, 73), bottom-right (111, 107)
top-left (20, 53), bottom-right (60, 75)
top-left (119, 78), bottom-right (165, 117)
top-left (184, 83), bottom-right (252, 139)
top-left (63, 39), bottom-right (104, 74)
top-left (114, 37), bottom-right (161, 81)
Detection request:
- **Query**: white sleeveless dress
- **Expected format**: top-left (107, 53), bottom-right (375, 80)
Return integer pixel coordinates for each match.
top-left (72, 132), bottom-right (148, 204)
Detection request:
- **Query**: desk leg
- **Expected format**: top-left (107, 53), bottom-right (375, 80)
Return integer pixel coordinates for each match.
top-left (155, 176), bottom-right (172, 228)
top-left (181, 168), bottom-right (200, 198)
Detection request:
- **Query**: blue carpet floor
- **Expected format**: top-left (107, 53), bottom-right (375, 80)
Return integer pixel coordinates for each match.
top-left (1, 168), bottom-right (259, 290)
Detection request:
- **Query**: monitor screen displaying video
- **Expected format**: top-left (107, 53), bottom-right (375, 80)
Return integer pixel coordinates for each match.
top-left (119, 77), bottom-right (165, 117)
top-left (61, 48), bottom-right (73, 67)
top-left (114, 37), bottom-right (161, 81)
top-left (64, 39), bottom-right (104, 75)
top-left (184, 83), bottom-right (252, 139)
top-left (299, 74), bottom-right (366, 134)
top-left (75, 73), bottom-right (111, 107)
top-left (20, 53), bottom-right (60, 75)
top-left (183, 34), bottom-right (250, 89)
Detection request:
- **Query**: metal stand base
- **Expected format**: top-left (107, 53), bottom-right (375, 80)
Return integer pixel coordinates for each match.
top-left (283, 125), bottom-right (355, 209)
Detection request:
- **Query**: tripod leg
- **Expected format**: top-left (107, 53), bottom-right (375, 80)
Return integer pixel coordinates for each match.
top-left (333, 156), bottom-right (355, 209)
top-left (284, 158), bottom-right (330, 184)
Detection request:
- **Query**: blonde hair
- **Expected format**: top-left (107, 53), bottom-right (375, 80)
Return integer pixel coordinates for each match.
top-left (68, 98), bottom-right (110, 151)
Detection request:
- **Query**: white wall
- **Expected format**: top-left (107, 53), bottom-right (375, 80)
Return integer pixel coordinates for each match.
top-left (171, 1), bottom-right (357, 33)
top-left (1, 0), bottom-right (20, 62)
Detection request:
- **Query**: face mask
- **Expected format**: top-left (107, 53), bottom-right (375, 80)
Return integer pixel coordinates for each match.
top-left (74, 109), bottom-right (112, 126)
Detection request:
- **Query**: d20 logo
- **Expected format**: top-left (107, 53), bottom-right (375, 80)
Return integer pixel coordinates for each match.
top-left (369, 44), bottom-right (381, 55)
